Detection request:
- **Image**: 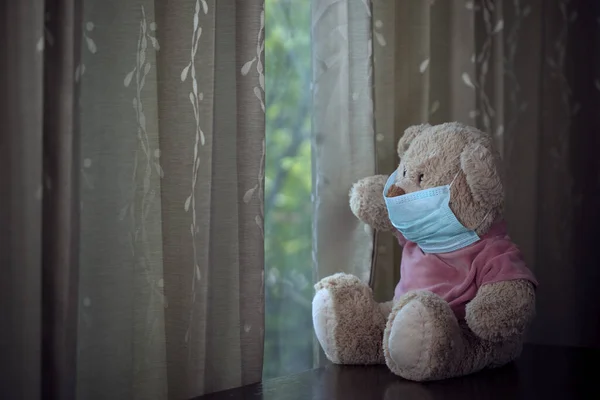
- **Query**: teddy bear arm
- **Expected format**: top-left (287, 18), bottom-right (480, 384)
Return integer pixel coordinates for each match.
top-left (349, 175), bottom-right (394, 232)
top-left (465, 279), bottom-right (535, 342)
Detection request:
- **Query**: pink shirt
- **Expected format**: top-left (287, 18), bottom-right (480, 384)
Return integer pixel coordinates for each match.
top-left (393, 221), bottom-right (537, 320)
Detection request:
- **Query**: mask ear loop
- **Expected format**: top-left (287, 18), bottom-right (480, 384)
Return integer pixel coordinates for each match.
top-left (448, 170), bottom-right (461, 189)
top-left (448, 154), bottom-right (463, 189)
top-left (474, 209), bottom-right (492, 231)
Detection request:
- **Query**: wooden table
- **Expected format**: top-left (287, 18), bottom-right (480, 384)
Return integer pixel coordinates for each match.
top-left (195, 344), bottom-right (600, 399)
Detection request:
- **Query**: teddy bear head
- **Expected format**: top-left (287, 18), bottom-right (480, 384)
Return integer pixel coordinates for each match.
top-left (387, 122), bottom-right (504, 236)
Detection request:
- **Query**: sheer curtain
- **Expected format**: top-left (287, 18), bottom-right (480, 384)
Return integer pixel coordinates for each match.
top-left (311, 0), bottom-right (376, 290)
top-left (1, 0), bottom-right (265, 398)
top-left (312, 0), bottom-right (600, 355)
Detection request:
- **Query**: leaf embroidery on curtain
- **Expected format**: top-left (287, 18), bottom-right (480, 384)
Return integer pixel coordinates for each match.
top-left (373, 19), bottom-right (386, 47)
top-left (37, 11), bottom-right (56, 52)
top-left (241, 4), bottom-right (266, 237)
top-left (504, 1), bottom-right (533, 161)
top-left (419, 58), bottom-right (430, 73)
top-left (75, 22), bottom-right (98, 82)
top-left (548, 5), bottom-right (579, 157)
top-left (464, 2), bottom-right (503, 135)
top-left (465, 1), bottom-right (478, 11)
top-left (462, 72), bottom-right (476, 89)
top-left (544, 0), bottom-right (579, 255)
top-left (81, 157), bottom-right (94, 190)
top-left (41, 12), bottom-right (55, 50)
top-left (430, 100), bottom-right (440, 116)
top-left (36, 37), bottom-right (45, 52)
top-left (120, 6), bottom-right (165, 315)
top-left (77, 19), bottom-right (98, 205)
top-left (181, 0), bottom-right (208, 344)
top-left (242, 139), bottom-right (265, 238)
top-left (240, 5), bottom-right (265, 112)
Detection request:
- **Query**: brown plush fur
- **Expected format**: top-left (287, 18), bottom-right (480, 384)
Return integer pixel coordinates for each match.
top-left (313, 122), bottom-right (536, 381)
top-left (349, 175), bottom-right (395, 232)
top-left (466, 279), bottom-right (536, 342)
top-left (313, 273), bottom-right (387, 364)
top-left (383, 290), bottom-right (524, 381)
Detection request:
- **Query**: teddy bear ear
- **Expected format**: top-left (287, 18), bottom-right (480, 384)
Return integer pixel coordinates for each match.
top-left (459, 142), bottom-right (504, 209)
top-left (397, 123), bottom-right (430, 158)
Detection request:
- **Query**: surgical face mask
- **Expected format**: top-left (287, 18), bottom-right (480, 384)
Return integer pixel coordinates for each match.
top-left (382, 170), bottom-right (481, 253)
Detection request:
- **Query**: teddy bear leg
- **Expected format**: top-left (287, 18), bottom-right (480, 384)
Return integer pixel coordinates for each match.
top-left (383, 291), bottom-right (465, 381)
top-left (383, 291), bottom-right (525, 381)
top-left (452, 325), bottom-right (524, 375)
top-left (312, 273), bottom-right (388, 365)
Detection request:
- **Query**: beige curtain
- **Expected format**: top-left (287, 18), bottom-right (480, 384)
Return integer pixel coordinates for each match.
top-left (1, 0), bottom-right (265, 398)
top-left (77, 0), bottom-right (265, 398)
top-left (313, 0), bottom-right (600, 349)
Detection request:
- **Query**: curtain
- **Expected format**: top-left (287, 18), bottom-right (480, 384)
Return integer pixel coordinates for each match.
top-left (1, 0), bottom-right (265, 398)
top-left (311, 0), bottom-right (376, 289)
top-left (1, 1), bottom-right (80, 398)
top-left (312, 0), bottom-right (600, 352)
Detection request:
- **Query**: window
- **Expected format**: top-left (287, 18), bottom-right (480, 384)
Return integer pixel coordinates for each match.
top-left (263, 0), bottom-right (313, 379)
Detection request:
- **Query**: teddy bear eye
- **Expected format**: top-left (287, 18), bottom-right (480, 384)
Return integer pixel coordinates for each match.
top-left (403, 168), bottom-right (406, 177)
top-left (418, 173), bottom-right (424, 183)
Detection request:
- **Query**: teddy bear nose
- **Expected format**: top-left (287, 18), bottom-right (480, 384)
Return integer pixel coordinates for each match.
top-left (387, 184), bottom-right (405, 197)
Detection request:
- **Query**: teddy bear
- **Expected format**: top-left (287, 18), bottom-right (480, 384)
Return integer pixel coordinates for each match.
top-left (312, 122), bottom-right (538, 381)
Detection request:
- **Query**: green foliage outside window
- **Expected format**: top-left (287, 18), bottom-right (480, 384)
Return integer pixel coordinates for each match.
top-left (264, 0), bottom-right (313, 380)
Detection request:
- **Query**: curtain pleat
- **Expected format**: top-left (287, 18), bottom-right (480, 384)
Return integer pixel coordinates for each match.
top-left (234, 0), bottom-right (266, 386)
top-left (0, 0), bottom-right (82, 398)
top-left (0, 1), bottom-right (46, 398)
top-left (42, 1), bottom-right (82, 399)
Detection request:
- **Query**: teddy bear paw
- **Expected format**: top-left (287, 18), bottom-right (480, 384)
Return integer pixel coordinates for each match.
top-left (383, 291), bottom-right (464, 381)
top-left (349, 175), bottom-right (395, 232)
top-left (314, 272), bottom-right (363, 291)
top-left (312, 273), bottom-right (386, 365)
